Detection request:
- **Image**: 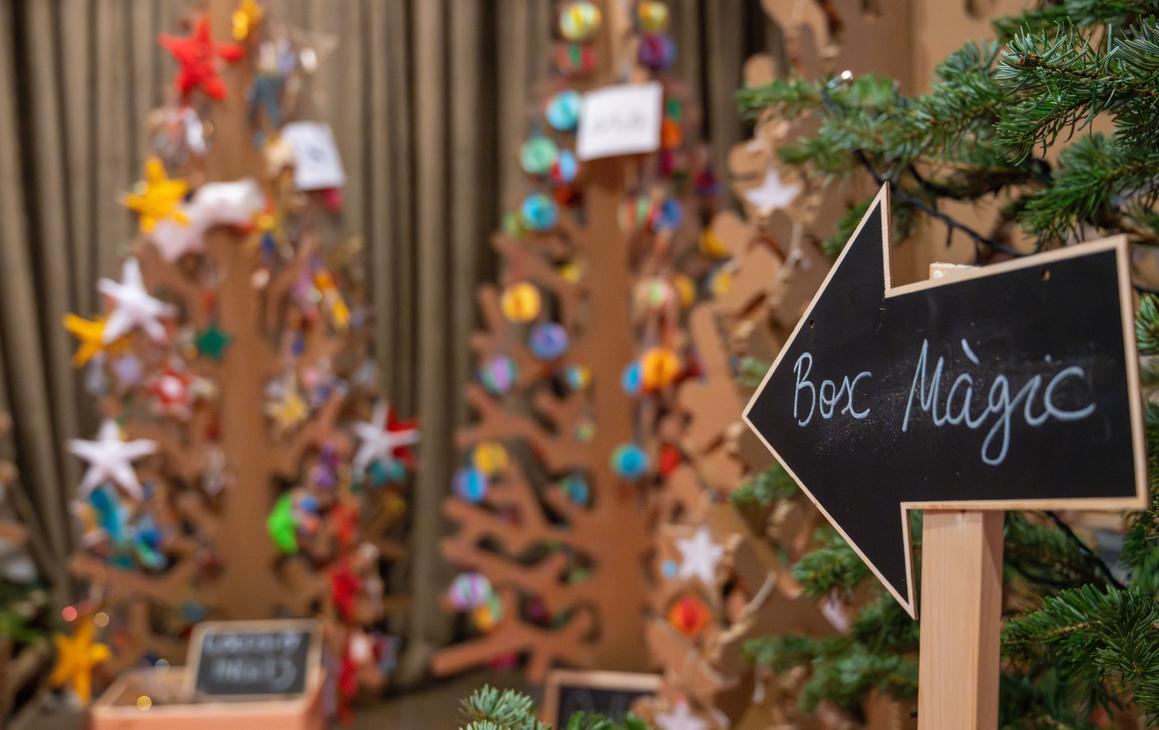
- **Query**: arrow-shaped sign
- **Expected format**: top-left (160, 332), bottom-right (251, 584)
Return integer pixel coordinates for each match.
top-left (743, 185), bottom-right (1147, 617)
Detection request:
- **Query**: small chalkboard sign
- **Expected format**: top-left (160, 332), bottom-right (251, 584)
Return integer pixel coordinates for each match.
top-left (186, 619), bottom-right (321, 700)
top-left (541, 670), bottom-right (660, 725)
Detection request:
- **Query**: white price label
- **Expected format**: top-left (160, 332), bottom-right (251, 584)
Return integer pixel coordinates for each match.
top-left (281, 122), bottom-right (346, 190)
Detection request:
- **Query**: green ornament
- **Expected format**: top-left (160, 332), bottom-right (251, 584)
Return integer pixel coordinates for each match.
top-left (520, 137), bottom-right (558, 176)
top-left (666, 97), bottom-right (682, 121)
top-left (196, 325), bottom-right (232, 360)
top-left (267, 493), bottom-right (298, 553)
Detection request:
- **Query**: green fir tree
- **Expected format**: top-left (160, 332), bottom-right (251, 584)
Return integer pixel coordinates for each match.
top-left (736, 1), bottom-right (1159, 727)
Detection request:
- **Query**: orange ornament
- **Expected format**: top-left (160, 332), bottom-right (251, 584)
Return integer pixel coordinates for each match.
top-left (640, 347), bottom-right (681, 391)
top-left (667, 594), bottom-right (711, 637)
top-left (660, 119), bottom-right (682, 149)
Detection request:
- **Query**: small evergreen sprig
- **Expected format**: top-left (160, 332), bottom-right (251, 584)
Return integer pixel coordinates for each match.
top-left (459, 686), bottom-right (649, 730)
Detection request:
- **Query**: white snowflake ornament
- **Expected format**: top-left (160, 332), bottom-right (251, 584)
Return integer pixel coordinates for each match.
top-left (68, 419), bottom-right (157, 500)
top-left (675, 526), bottom-right (725, 587)
top-left (98, 258), bottom-right (176, 343)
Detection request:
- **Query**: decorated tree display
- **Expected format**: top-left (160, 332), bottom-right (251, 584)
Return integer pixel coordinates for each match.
top-left (734, 1), bottom-right (1159, 726)
top-left (57, 0), bottom-right (417, 712)
top-left (432, 0), bottom-right (722, 680)
top-left (0, 411), bottom-right (52, 723)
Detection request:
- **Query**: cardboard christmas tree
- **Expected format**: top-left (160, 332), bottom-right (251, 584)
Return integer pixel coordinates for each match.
top-left (433, 0), bottom-right (720, 680)
top-left (60, 0), bottom-right (416, 709)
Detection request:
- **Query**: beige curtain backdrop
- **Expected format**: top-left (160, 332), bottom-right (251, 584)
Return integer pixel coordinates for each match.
top-left (0, 0), bottom-right (779, 672)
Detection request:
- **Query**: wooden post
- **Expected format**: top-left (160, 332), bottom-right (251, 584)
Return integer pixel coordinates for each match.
top-left (918, 263), bottom-right (1003, 730)
top-left (917, 511), bottom-right (1003, 730)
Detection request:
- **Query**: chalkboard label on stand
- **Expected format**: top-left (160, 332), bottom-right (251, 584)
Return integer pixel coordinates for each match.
top-left (186, 619), bottom-right (321, 700)
top-left (541, 670), bottom-right (661, 725)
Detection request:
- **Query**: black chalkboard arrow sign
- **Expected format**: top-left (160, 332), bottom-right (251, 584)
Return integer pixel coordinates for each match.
top-left (743, 184), bottom-right (1147, 617)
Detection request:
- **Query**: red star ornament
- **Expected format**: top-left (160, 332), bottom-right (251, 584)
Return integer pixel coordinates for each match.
top-left (159, 18), bottom-right (244, 102)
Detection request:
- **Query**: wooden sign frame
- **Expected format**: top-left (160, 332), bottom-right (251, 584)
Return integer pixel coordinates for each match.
top-left (540, 670), bottom-right (662, 725)
top-left (185, 618), bottom-right (322, 702)
top-left (742, 183), bottom-right (1147, 618)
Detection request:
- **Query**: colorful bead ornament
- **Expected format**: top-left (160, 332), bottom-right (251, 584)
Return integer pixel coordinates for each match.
top-left (638, 1), bottom-right (670, 32)
top-left (667, 594), bottom-right (711, 637)
top-left (472, 441), bottom-right (510, 475)
top-left (699, 229), bottom-right (730, 258)
top-left (653, 197), bottom-right (683, 232)
top-left (472, 593), bottom-right (503, 632)
top-left (448, 572), bottom-right (493, 611)
top-left (520, 193), bottom-right (559, 231)
top-left (545, 90), bottom-right (582, 131)
top-left (520, 136), bottom-right (558, 176)
top-left (559, 2), bottom-right (601, 41)
top-left (638, 33), bottom-right (676, 71)
top-left (672, 274), bottom-right (696, 308)
top-left (559, 474), bottom-right (590, 506)
top-left (565, 364), bottom-right (591, 391)
top-left (641, 347), bottom-right (681, 391)
top-left (636, 277), bottom-right (673, 311)
top-left (479, 355), bottom-right (518, 394)
top-left (551, 149), bottom-right (579, 184)
top-left (611, 443), bottom-right (649, 480)
top-left (453, 468), bottom-right (488, 503)
top-left (529, 322), bottom-right (569, 360)
top-left (621, 361), bottom-right (643, 396)
top-left (500, 282), bottom-right (542, 322)
top-left (555, 43), bottom-right (597, 76)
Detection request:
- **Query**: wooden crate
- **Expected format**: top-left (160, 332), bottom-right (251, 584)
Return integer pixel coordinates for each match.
top-left (91, 666), bottom-right (324, 730)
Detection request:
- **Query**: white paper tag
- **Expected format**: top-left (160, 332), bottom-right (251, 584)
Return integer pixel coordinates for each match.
top-left (576, 82), bottom-right (663, 161)
top-left (281, 122), bottom-right (346, 190)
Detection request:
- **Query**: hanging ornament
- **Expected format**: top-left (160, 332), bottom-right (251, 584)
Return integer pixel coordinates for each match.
top-left (667, 594), bottom-right (711, 638)
top-left (545, 90), bottom-right (582, 132)
top-left (472, 593), bottom-right (503, 632)
top-left (638, 33), bottom-right (676, 71)
top-left (232, 0), bottom-right (264, 42)
top-left (471, 441), bottom-right (509, 476)
top-left (110, 354), bottom-right (144, 389)
top-left (638, 1), bottom-right (670, 32)
top-left (122, 158), bottom-right (189, 234)
top-left (520, 193), bottom-right (559, 231)
top-left (695, 166), bottom-right (719, 197)
top-left (550, 149), bottom-right (579, 185)
top-left (676, 526), bottom-right (725, 585)
top-left (635, 277), bottom-right (674, 312)
top-left (672, 274), bottom-right (696, 309)
top-left (99, 258), bottom-right (178, 343)
top-left (159, 17), bottom-right (245, 102)
top-left (559, 474), bottom-right (590, 506)
top-left (479, 356), bottom-right (518, 394)
top-left (611, 443), bottom-right (649, 480)
top-left (63, 315), bottom-right (112, 367)
top-left (564, 364), bottom-right (591, 391)
top-left (559, 2), bottom-right (602, 41)
top-left (453, 468), bottom-right (489, 503)
top-left (448, 572), bottom-right (493, 611)
top-left (699, 228), bottom-right (730, 258)
top-left (660, 119), bottom-right (683, 150)
top-left (659, 444), bottom-right (682, 477)
top-left (520, 137), bottom-right (558, 177)
top-left (555, 43), bottom-right (597, 76)
top-left (621, 361), bottom-right (643, 396)
top-left (352, 401), bottom-right (420, 479)
top-left (709, 267), bottom-right (732, 297)
top-left (267, 493), bottom-right (300, 553)
top-left (146, 366), bottom-right (197, 419)
top-left (68, 420), bottom-right (157, 501)
top-left (652, 197), bottom-right (683, 232)
top-left (500, 283), bottom-right (542, 323)
top-left (528, 322), bottom-right (569, 360)
top-left (49, 617), bottom-right (111, 705)
top-left (575, 418), bottom-right (596, 443)
top-left (641, 347), bottom-right (681, 391)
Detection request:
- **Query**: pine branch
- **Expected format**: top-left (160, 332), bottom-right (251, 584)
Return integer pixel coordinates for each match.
top-left (731, 464), bottom-right (798, 508)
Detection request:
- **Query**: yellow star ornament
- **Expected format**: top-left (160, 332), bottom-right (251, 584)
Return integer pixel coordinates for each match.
top-left (50, 618), bottom-right (111, 704)
top-left (123, 157), bottom-right (189, 234)
top-left (63, 314), bottom-right (108, 367)
top-left (233, 0), bottom-right (265, 41)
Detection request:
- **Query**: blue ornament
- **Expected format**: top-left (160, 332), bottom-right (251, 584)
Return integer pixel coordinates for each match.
top-left (662, 559), bottom-right (678, 579)
top-left (479, 356), bottom-right (518, 395)
top-left (653, 197), bottom-right (683, 232)
top-left (90, 487), bottom-right (127, 546)
top-left (181, 601), bottom-right (207, 623)
top-left (611, 443), bottom-right (649, 480)
top-left (529, 322), bottom-right (569, 360)
top-left (560, 474), bottom-right (590, 506)
top-left (546, 90), bottom-right (582, 132)
top-left (369, 459), bottom-right (406, 487)
top-left (551, 150), bottom-right (579, 185)
top-left (453, 468), bottom-right (489, 503)
top-left (521, 193), bottom-right (559, 231)
top-left (621, 361), bottom-right (643, 395)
